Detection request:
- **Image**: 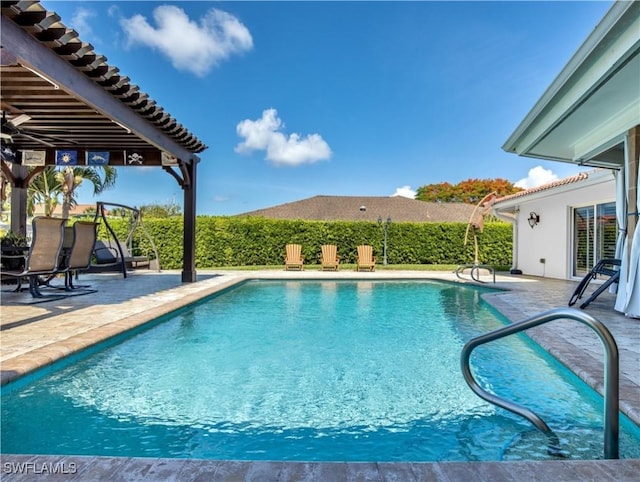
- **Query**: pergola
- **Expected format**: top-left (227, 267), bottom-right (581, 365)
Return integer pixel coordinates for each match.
top-left (502, 1), bottom-right (639, 315)
top-left (0, 1), bottom-right (207, 282)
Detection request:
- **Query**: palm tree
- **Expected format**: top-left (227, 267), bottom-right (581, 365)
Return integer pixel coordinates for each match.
top-left (27, 167), bottom-right (61, 216)
top-left (28, 166), bottom-right (117, 217)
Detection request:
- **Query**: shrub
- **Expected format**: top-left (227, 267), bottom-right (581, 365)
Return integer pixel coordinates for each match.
top-left (96, 216), bottom-right (512, 269)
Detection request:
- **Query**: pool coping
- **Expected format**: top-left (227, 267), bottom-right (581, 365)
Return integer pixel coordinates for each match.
top-left (480, 290), bottom-right (640, 428)
top-left (1, 454), bottom-right (639, 481)
top-left (0, 275), bottom-right (245, 386)
top-left (1, 270), bottom-right (639, 481)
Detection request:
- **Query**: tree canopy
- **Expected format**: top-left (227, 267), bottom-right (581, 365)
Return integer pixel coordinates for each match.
top-left (415, 178), bottom-right (522, 204)
top-left (140, 202), bottom-right (182, 218)
top-left (27, 166), bottom-right (117, 217)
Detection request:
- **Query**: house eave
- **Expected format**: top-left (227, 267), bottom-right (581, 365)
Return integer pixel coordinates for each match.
top-left (502, 1), bottom-right (640, 166)
top-left (493, 169), bottom-right (615, 212)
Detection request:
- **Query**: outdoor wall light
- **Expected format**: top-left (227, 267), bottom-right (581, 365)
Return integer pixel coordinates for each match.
top-left (528, 211), bottom-right (540, 229)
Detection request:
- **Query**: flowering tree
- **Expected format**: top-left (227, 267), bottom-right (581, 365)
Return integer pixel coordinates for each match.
top-left (416, 178), bottom-right (522, 203)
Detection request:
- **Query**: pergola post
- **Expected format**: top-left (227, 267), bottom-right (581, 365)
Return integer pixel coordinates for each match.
top-left (9, 164), bottom-right (28, 236)
top-left (181, 160), bottom-right (197, 283)
top-left (3, 4), bottom-right (207, 284)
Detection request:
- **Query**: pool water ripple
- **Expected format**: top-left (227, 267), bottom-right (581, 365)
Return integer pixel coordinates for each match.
top-left (2, 280), bottom-right (640, 461)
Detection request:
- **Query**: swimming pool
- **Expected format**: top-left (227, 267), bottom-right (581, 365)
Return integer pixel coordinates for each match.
top-left (2, 280), bottom-right (639, 461)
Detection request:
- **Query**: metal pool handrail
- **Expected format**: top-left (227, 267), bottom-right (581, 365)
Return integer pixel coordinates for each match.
top-left (455, 263), bottom-right (496, 283)
top-left (460, 307), bottom-right (619, 459)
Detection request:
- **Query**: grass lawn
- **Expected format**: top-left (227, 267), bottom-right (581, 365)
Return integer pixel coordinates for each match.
top-left (211, 264), bottom-right (511, 272)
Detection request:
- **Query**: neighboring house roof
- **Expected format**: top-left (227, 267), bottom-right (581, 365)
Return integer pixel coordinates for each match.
top-left (32, 203), bottom-right (100, 217)
top-left (237, 195), bottom-right (477, 223)
top-left (492, 169), bottom-right (613, 208)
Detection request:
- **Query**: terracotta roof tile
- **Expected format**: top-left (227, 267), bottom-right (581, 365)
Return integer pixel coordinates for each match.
top-left (32, 203), bottom-right (98, 217)
top-left (493, 171), bottom-right (592, 204)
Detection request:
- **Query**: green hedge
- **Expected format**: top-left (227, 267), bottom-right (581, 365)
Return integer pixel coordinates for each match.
top-left (96, 217), bottom-right (512, 269)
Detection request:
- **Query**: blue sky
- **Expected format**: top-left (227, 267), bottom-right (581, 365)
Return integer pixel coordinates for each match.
top-left (47, 0), bottom-right (614, 215)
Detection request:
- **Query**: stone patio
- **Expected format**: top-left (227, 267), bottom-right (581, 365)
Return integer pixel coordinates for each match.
top-left (1, 269), bottom-right (639, 480)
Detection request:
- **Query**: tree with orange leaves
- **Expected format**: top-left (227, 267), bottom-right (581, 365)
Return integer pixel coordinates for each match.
top-left (416, 178), bottom-right (522, 203)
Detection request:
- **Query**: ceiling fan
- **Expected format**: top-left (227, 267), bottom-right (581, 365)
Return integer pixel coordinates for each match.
top-left (1, 111), bottom-right (75, 148)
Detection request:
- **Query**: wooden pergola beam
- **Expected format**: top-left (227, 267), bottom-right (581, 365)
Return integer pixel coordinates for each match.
top-left (1, 5), bottom-right (207, 283)
top-left (1, 15), bottom-right (198, 165)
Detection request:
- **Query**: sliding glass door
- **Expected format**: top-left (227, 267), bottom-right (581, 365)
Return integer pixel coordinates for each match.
top-left (573, 202), bottom-right (616, 277)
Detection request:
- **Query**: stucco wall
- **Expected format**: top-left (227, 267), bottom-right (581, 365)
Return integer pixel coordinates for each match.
top-left (498, 171), bottom-right (615, 280)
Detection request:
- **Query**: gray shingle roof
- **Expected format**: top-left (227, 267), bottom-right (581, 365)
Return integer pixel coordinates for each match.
top-left (236, 195), bottom-right (476, 223)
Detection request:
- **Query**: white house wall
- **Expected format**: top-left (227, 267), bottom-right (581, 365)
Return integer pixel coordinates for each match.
top-left (505, 172), bottom-right (615, 279)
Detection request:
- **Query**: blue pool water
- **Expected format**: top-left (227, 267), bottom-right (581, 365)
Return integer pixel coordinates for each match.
top-left (2, 280), bottom-right (640, 461)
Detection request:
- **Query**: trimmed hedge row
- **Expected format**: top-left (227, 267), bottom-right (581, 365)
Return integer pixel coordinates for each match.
top-left (98, 217), bottom-right (512, 269)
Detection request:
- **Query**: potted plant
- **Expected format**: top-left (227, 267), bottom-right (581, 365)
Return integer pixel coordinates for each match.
top-left (1, 230), bottom-right (29, 271)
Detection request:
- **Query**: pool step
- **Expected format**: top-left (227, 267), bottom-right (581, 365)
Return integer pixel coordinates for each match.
top-left (501, 427), bottom-right (605, 461)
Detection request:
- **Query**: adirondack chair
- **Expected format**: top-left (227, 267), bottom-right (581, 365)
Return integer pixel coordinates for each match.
top-left (284, 244), bottom-right (304, 271)
top-left (356, 245), bottom-right (376, 272)
top-left (320, 244), bottom-right (340, 271)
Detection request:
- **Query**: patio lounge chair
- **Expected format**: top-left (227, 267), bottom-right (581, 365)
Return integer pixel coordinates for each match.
top-left (356, 245), bottom-right (376, 272)
top-left (569, 258), bottom-right (621, 309)
top-left (60, 221), bottom-right (98, 291)
top-left (1, 216), bottom-right (67, 298)
top-left (284, 244), bottom-right (304, 271)
top-left (320, 244), bottom-right (340, 271)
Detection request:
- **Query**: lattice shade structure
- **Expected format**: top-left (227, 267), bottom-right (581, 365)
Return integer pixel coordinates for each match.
top-left (1, 1), bottom-right (206, 161)
top-left (1, 0), bottom-right (208, 282)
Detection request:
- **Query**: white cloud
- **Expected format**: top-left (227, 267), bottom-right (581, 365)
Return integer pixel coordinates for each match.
top-left (120, 6), bottom-right (253, 77)
top-left (392, 186), bottom-right (416, 199)
top-left (514, 166), bottom-right (558, 189)
top-left (69, 7), bottom-right (97, 39)
top-left (235, 109), bottom-right (332, 166)
top-left (108, 5), bottom-right (120, 18)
